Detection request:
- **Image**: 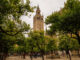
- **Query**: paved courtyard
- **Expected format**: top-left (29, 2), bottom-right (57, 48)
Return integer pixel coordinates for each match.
top-left (6, 56), bottom-right (80, 60)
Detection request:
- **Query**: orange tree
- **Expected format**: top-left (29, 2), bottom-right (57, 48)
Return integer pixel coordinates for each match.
top-left (45, 0), bottom-right (80, 44)
top-left (0, 0), bottom-right (33, 60)
top-left (59, 35), bottom-right (80, 60)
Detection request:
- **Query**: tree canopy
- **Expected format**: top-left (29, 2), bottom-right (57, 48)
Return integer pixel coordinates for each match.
top-left (0, 0), bottom-right (33, 60)
top-left (45, 0), bottom-right (80, 44)
top-left (0, 0), bottom-right (33, 35)
top-left (59, 35), bottom-right (80, 51)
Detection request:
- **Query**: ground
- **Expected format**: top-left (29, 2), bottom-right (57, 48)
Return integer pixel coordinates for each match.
top-left (6, 56), bottom-right (80, 60)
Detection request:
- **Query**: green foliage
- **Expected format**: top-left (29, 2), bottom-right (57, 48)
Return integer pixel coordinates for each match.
top-left (0, 0), bottom-right (33, 35)
top-left (59, 35), bottom-right (80, 51)
top-left (0, 31), bottom-right (27, 54)
top-left (46, 12), bottom-right (60, 35)
top-left (27, 31), bottom-right (58, 54)
top-left (0, 1), bottom-right (33, 59)
top-left (27, 31), bottom-right (45, 52)
top-left (46, 12), bottom-right (59, 24)
top-left (0, 32), bottom-right (15, 53)
top-left (9, 34), bottom-right (30, 53)
top-left (45, 0), bottom-right (80, 44)
top-left (46, 38), bottom-right (57, 52)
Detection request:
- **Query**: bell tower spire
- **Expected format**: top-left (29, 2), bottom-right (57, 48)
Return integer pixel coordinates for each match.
top-left (36, 6), bottom-right (40, 15)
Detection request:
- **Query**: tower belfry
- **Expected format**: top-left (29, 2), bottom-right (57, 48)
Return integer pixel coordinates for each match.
top-left (33, 6), bottom-right (44, 31)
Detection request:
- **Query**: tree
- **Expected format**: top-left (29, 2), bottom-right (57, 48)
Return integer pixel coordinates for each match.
top-left (12, 36), bottom-right (29, 59)
top-left (46, 38), bottom-right (57, 52)
top-left (0, 0), bottom-right (33, 35)
top-left (27, 31), bottom-right (46, 60)
top-left (59, 35), bottom-right (80, 60)
top-left (0, 32), bottom-right (17, 60)
top-left (46, 38), bottom-right (58, 59)
top-left (0, 0), bottom-right (33, 60)
top-left (45, 0), bottom-right (80, 44)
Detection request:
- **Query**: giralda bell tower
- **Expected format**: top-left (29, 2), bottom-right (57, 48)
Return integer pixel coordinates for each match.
top-left (33, 6), bottom-right (44, 31)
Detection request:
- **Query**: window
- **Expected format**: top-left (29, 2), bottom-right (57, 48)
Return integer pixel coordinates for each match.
top-left (38, 12), bottom-right (40, 14)
top-left (37, 17), bottom-right (40, 20)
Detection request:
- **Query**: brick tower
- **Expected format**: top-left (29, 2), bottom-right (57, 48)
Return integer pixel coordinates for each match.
top-left (33, 6), bottom-right (44, 31)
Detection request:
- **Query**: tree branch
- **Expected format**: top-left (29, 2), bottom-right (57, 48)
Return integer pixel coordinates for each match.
top-left (0, 26), bottom-right (26, 36)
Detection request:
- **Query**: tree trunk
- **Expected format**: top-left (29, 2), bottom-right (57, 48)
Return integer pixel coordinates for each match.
top-left (30, 55), bottom-right (33, 60)
top-left (75, 33), bottom-right (80, 44)
top-left (51, 51), bottom-right (53, 60)
top-left (0, 53), bottom-right (7, 60)
top-left (69, 52), bottom-right (71, 60)
top-left (77, 50), bottom-right (79, 57)
top-left (66, 51), bottom-right (71, 60)
top-left (42, 55), bottom-right (44, 60)
top-left (23, 53), bottom-right (26, 59)
top-left (78, 49), bottom-right (80, 57)
top-left (0, 55), bottom-right (4, 60)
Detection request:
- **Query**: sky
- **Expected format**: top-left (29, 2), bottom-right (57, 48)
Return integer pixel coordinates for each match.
top-left (21, 0), bottom-right (67, 29)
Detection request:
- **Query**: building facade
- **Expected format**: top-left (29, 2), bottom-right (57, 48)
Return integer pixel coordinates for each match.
top-left (33, 6), bottom-right (44, 31)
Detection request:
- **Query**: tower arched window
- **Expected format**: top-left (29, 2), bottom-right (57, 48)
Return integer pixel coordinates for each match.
top-left (37, 17), bottom-right (40, 20)
top-left (38, 12), bottom-right (40, 14)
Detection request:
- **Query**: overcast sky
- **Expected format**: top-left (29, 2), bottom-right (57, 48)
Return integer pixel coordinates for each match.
top-left (21, 0), bottom-right (67, 29)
